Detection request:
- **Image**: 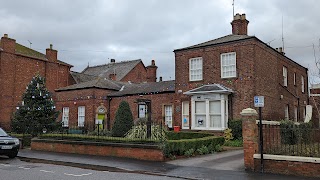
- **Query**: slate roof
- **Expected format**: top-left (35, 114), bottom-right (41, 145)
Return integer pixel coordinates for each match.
top-left (56, 77), bottom-right (125, 91)
top-left (0, 40), bottom-right (72, 67)
top-left (81, 59), bottom-right (142, 81)
top-left (184, 84), bottom-right (233, 95)
top-left (70, 71), bottom-right (98, 84)
top-left (108, 80), bottom-right (175, 97)
top-left (174, 34), bottom-right (254, 51)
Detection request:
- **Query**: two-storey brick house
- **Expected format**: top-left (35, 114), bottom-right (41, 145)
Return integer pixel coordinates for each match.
top-left (173, 14), bottom-right (309, 131)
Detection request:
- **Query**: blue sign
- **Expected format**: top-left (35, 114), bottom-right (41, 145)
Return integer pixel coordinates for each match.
top-left (254, 96), bottom-right (264, 107)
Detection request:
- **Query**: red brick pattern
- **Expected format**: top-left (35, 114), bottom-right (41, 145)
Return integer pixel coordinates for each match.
top-left (31, 140), bottom-right (164, 161)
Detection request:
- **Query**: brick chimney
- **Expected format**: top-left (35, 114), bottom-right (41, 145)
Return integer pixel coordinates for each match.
top-left (231, 13), bottom-right (249, 35)
top-left (0, 34), bottom-right (16, 53)
top-left (46, 44), bottom-right (58, 62)
top-left (109, 73), bottom-right (116, 80)
top-left (146, 60), bottom-right (158, 82)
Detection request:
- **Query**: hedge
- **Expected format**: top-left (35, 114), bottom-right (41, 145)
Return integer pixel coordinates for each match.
top-left (166, 131), bottom-right (214, 140)
top-left (10, 133), bottom-right (32, 147)
top-left (39, 133), bottom-right (159, 144)
top-left (163, 136), bottom-right (225, 156)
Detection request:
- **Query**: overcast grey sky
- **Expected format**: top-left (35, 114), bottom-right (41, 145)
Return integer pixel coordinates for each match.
top-left (1, 0), bottom-right (320, 83)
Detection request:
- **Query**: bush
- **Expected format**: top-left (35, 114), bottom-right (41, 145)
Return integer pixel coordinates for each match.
top-left (280, 120), bottom-right (312, 145)
top-left (112, 101), bottom-right (134, 137)
top-left (10, 133), bottom-right (32, 147)
top-left (184, 148), bottom-right (195, 157)
top-left (163, 136), bottom-right (225, 156)
top-left (228, 119), bottom-right (242, 140)
top-left (166, 131), bottom-right (213, 140)
top-left (197, 145), bottom-right (209, 155)
top-left (125, 125), bottom-right (166, 141)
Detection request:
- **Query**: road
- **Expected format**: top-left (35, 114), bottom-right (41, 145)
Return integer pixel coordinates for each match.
top-left (0, 156), bottom-right (181, 180)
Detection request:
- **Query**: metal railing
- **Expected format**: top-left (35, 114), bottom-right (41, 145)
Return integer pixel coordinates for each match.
top-left (262, 124), bottom-right (320, 157)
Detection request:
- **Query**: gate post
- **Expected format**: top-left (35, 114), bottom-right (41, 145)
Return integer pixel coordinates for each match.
top-left (241, 108), bottom-right (258, 171)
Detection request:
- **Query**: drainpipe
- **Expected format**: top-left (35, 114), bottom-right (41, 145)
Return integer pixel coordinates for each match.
top-left (107, 96), bottom-right (112, 131)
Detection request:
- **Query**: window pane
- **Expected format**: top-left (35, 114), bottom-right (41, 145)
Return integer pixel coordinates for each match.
top-left (221, 52), bottom-right (236, 78)
top-left (209, 101), bottom-right (221, 114)
top-left (210, 115), bottom-right (221, 128)
top-left (195, 101), bottom-right (206, 113)
top-left (196, 115), bottom-right (206, 127)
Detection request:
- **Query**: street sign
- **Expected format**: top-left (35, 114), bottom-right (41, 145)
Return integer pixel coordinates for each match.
top-left (254, 96), bottom-right (264, 107)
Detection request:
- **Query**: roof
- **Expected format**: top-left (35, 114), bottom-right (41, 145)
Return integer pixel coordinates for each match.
top-left (184, 84), bottom-right (233, 95)
top-left (0, 40), bottom-right (72, 67)
top-left (174, 34), bottom-right (254, 51)
top-left (81, 59), bottom-right (142, 80)
top-left (108, 80), bottom-right (175, 97)
top-left (70, 71), bottom-right (98, 84)
top-left (56, 78), bottom-right (124, 91)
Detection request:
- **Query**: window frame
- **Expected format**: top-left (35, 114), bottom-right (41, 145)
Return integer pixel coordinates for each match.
top-left (301, 75), bottom-right (305, 93)
top-left (189, 57), bottom-right (203, 81)
top-left (182, 101), bottom-right (190, 129)
top-left (284, 104), bottom-right (289, 120)
top-left (62, 107), bottom-right (69, 127)
top-left (164, 105), bottom-right (173, 128)
top-left (221, 52), bottom-right (237, 79)
top-left (283, 66), bottom-right (288, 87)
top-left (78, 106), bottom-right (85, 127)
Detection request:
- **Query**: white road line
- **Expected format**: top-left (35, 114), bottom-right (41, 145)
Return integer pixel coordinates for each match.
top-left (0, 164), bottom-right (10, 167)
top-left (18, 167), bottom-right (30, 170)
top-left (40, 170), bottom-right (55, 173)
top-left (64, 173), bottom-right (92, 177)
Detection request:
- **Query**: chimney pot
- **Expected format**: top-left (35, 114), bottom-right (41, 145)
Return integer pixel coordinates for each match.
top-left (231, 13), bottom-right (249, 35)
top-left (50, 44), bottom-right (53, 49)
top-left (151, 59), bottom-right (155, 66)
top-left (279, 47), bottom-right (283, 53)
top-left (159, 76), bottom-right (162, 82)
top-left (3, 34), bottom-right (8, 38)
top-left (110, 59), bottom-right (115, 63)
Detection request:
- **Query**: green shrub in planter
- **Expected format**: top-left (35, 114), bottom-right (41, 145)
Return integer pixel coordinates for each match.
top-left (125, 124), bottom-right (166, 141)
top-left (228, 119), bottom-right (242, 140)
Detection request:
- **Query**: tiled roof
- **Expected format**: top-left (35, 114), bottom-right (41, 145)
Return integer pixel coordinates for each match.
top-left (70, 71), bottom-right (98, 84)
top-left (184, 84), bottom-right (233, 95)
top-left (56, 77), bottom-right (125, 91)
top-left (0, 40), bottom-right (72, 67)
top-left (81, 59), bottom-right (142, 80)
top-left (108, 80), bottom-right (175, 97)
top-left (174, 34), bottom-right (254, 51)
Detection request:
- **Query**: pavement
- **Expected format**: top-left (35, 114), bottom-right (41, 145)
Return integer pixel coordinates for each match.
top-left (18, 149), bottom-right (318, 180)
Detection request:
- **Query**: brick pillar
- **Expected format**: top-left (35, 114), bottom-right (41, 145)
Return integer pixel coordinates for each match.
top-left (241, 108), bottom-right (258, 171)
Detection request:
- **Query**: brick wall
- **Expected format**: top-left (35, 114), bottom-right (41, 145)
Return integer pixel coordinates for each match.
top-left (31, 139), bottom-right (164, 161)
top-left (109, 93), bottom-right (176, 128)
top-left (121, 62), bottom-right (147, 83)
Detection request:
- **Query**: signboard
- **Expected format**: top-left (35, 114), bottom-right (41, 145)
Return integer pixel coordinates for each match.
top-left (95, 119), bottom-right (103, 124)
top-left (254, 96), bottom-right (264, 107)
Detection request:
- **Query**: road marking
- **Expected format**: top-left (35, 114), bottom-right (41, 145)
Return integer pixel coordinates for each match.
top-left (18, 167), bottom-right (30, 170)
top-left (40, 170), bottom-right (55, 173)
top-left (0, 164), bottom-right (10, 167)
top-left (64, 173), bottom-right (92, 177)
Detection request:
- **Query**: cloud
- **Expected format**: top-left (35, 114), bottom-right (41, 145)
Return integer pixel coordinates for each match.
top-left (1, 0), bottom-right (320, 82)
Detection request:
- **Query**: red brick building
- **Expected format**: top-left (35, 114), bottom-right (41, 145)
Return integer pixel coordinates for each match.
top-left (172, 13), bottom-right (309, 131)
top-left (55, 59), bottom-right (176, 130)
top-left (0, 34), bottom-right (72, 129)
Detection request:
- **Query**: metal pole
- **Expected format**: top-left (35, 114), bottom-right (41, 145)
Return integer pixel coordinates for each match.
top-left (259, 107), bottom-right (264, 173)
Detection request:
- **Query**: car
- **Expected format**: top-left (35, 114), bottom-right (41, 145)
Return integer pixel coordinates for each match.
top-left (0, 127), bottom-right (20, 158)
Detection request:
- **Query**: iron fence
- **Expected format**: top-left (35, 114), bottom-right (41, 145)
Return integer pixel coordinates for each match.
top-left (262, 124), bottom-right (320, 157)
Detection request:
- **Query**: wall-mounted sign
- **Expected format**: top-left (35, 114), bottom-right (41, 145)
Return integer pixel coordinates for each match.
top-left (254, 96), bottom-right (264, 107)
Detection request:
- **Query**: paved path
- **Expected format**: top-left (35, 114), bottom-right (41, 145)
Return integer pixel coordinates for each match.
top-left (18, 149), bottom-right (318, 180)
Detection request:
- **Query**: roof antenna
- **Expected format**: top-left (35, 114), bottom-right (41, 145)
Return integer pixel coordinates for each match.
top-left (27, 40), bottom-right (32, 48)
top-left (282, 15), bottom-right (285, 52)
top-left (232, 0), bottom-right (235, 17)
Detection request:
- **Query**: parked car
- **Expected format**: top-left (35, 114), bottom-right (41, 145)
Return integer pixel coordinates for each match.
top-left (0, 127), bottom-right (20, 158)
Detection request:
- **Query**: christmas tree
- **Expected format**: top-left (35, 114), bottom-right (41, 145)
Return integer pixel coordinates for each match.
top-left (11, 74), bottom-right (60, 136)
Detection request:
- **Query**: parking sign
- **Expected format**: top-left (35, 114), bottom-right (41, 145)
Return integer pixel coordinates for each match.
top-left (254, 96), bottom-right (264, 107)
